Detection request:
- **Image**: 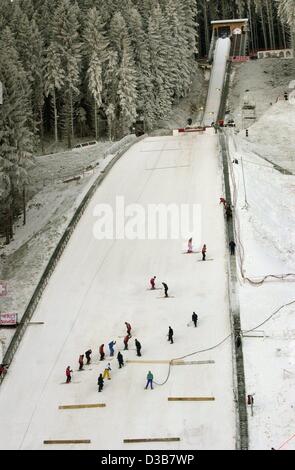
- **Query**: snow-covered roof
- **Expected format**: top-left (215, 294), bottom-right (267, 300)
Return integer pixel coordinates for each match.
top-left (211, 19), bottom-right (249, 25)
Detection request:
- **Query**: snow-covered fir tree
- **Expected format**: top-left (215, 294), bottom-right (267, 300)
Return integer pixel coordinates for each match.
top-left (0, 28), bottom-right (33, 242)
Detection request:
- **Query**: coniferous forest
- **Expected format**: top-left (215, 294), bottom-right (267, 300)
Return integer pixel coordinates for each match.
top-left (0, 0), bottom-right (294, 242)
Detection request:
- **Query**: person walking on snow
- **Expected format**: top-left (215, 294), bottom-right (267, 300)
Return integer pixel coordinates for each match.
top-left (202, 244), bottom-right (207, 261)
top-left (135, 339), bottom-right (142, 357)
top-left (229, 240), bottom-right (236, 255)
top-left (99, 344), bottom-right (105, 361)
top-left (85, 349), bottom-right (92, 365)
top-left (117, 351), bottom-right (124, 368)
top-left (168, 326), bottom-right (174, 344)
top-left (103, 363), bottom-right (112, 380)
top-left (225, 205), bottom-right (232, 221)
top-left (66, 366), bottom-right (73, 383)
top-left (108, 341), bottom-right (116, 357)
top-left (97, 373), bottom-right (104, 392)
top-left (145, 371), bottom-right (154, 389)
top-left (123, 334), bottom-right (131, 350)
top-left (78, 354), bottom-right (84, 370)
top-left (162, 282), bottom-right (169, 297)
top-left (220, 197), bottom-right (226, 207)
top-left (150, 276), bottom-right (156, 290)
top-left (187, 237), bottom-right (193, 253)
top-left (125, 322), bottom-right (132, 336)
top-left (0, 364), bottom-right (8, 377)
top-left (192, 312), bottom-right (198, 328)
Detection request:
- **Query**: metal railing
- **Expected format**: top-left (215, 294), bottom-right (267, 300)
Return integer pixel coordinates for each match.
top-left (219, 131), bottom-right (249, 450)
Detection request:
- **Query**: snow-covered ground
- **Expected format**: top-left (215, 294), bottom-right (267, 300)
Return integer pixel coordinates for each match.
top-left (236, 101), bottom-right (295, 174)
top-left (0, 139), bottom-right (134, 358)
top-left (0, 133), bottom-right (236, 450)
top-left (228, 57), bottom-right (295, 173)
top-left (227, 124), bottom-right (295, 450)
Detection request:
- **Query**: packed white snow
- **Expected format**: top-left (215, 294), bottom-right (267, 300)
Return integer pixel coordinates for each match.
top-left (227, 119), bottom-right (295, 450)
top-left (203, 38), bottom-right (231, 126)
top-left (0, 133), bottom-right (236, 450)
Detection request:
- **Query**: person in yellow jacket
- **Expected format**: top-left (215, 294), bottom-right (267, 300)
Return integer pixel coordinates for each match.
top-left (103, 363), bottom-right (112, 380)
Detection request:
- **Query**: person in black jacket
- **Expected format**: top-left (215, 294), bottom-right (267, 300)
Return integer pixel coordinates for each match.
top-left (225, 205), bottom-right (232, 221)
top-left (192, 312), bottom-right (198, 328)
top-left (135, 339), bottom-right (142, 357)
top-left (97, 374), bottom-right (104, 392)
top-left (85, 349), bottom-right (92, 365)
top-left (162, 282), bottom-right (169, 297)
top-left (229, 240), bottom-right (236, 255)
top-left (117, 351), bottom-right (124, 368)
top-left (168, 326), bottom-right (174, 344)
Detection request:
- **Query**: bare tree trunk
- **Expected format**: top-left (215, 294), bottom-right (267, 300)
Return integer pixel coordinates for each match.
top-left (248, 0), bottom-right (255, 53)
top-left (23, 186), bottom-right (26, 226)
top-left (53, 89), bottom-right (58, 142)
top-left (39, 106), bottom-right (45, 154)
top-left (94, 100), bottom-right (98, 140)
top-left (70, 92), bottom-right (74, 139)
top-left (5, 208), bottom-right (10, 245)
top-left (203, 1), bottom-right (210, 56)
top-left (281, 22), bottom-right (287, 49)
top-left (265, 0), bottom-right (275, 49)
top-left (260, 5), bottom-right (269, 49)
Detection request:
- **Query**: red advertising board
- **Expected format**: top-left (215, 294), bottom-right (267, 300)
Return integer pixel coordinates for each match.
top-left (0, 313), bottom-right (18, 326)
top-left (231, 56), bottom-right (250, 62)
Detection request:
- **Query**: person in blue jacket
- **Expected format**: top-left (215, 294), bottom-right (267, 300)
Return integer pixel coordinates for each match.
top-left (145, 371), bottom-right (154, 390)
top-left (108, 340), bottom-right (116, 357)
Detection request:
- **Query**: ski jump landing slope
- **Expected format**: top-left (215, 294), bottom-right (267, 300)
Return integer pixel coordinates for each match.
top-left (0, 133), bottom-right (235, 450)
top-left (204, 38), bottom-right (231, 126)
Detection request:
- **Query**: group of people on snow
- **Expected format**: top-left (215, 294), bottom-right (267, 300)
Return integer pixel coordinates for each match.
top-left (65, 321), bottom-right (140, 388)
top-left (65, 196), bottom-right (237, 390)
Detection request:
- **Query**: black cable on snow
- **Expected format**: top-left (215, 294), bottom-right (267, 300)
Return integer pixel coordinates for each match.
top-left (226, 132), bottom-right (295, 286)
top-left (153, 298), bottom-right (295, 387)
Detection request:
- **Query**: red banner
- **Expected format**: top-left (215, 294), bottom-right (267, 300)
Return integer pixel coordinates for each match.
top-left (0, 313), bottom-right (18, 326)
top-left (231, 56), bottom-right (250, 62)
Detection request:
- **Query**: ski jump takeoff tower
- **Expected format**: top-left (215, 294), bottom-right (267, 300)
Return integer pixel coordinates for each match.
top-left (202, 19), bottom-right (250, 126)
top-left (209, 19), bottom-right (250, 63)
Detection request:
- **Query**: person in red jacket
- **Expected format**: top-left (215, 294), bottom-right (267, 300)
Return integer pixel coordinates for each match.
top-left (202, 244), bottom-right (207, 261)
top-left (123, 334), bottom-right (131, 350)
top-left (220, 197), bottom-right (226, 206)
top-left (66, 366), bottom-right (73, 383)
top-left (125, 322), bottom-right (132, 336)
top-left (187, 237), bottom-right (193, 253)
top-left (99, 344), bottom-right (105, 361)
top-left (0, 364), bottom-right (8, 377)
top-left (150, 276), bottom-right (156, 289)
